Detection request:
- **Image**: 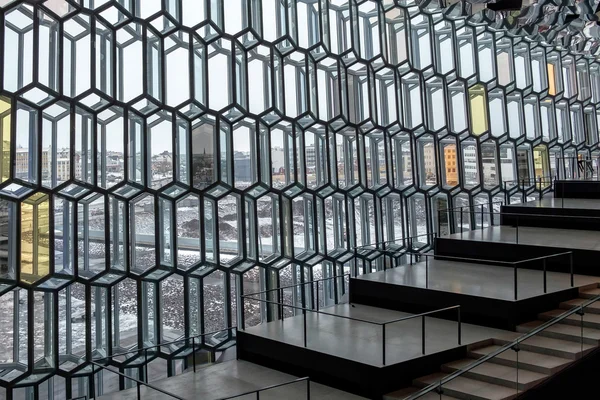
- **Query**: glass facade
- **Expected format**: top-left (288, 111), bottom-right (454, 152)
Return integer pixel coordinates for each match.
top-left (0, 0), bottom-right (599, 398)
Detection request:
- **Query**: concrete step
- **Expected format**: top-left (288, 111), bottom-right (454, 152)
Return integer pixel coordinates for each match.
top-left (468, 344), bottom-right (572, 375)
top-left (517, 320), bottom-right (600, 345)
top-left (414, 372), bottom-right (518, 400)
top-left (560, 298), bottom-right (600, 314)
top-left (539, 309), bottom-right (600, 330)
top-left (383, 386), bottom-right (459, 399)
top-left (441, 358), bottom-right (548, 391)
top-left (580, 287), bottom-right (600, 299)
top-left (494, 336), bottom-right (595, 360)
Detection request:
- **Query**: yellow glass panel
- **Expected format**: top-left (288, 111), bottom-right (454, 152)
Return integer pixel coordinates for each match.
top-left (547, 64), bottom-right (556, 96)
top-left (469, 85), bottom-right (488, 136)
top-left (20, 193), bottom-right (50, 284)
top-left (0, 96), bottom-right (10, 183)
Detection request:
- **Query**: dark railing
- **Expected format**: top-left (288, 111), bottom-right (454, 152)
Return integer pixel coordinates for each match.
top-left (445, 208), bottom-right (600, 244)
top-left (405, 293), bottom-right (600, 399)
top-left (90, 361), bottom-right (186, 400)
top-left (503, 176), bottom-right (554, 204)
top-left (408, 251), bottom-right (573, 301)
top-left (437, 201), bottom-right (504, 236)
top-left (91, 327), bottom-right (235, 398)
top-left (555, 156), bottom-right (599, 180)
top-left (352, 233), bottom-right (438, 275)
top-left (217, 377), bottom-right (311, 400)
top-left (242, 288), bottom-right (460, 366)
top-left (240, 273), bottom-right (350, 330)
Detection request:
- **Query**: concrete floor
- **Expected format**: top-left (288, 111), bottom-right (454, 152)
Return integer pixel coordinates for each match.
top-left (505, 198), bottom-right (600, 211)
top-left (356, 260), bottom-right (600, 301)
top-left (242, 303), bottom-right (513, 367)
top-left (98, 359), bottom-right (365, 400)
top-left (446, 225), bottom-right (600, 251)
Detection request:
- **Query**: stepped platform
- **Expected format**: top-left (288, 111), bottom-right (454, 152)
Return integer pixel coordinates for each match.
top-left (501, 198), bottom-right (600, 230)
top-left (237, 303), bottom-right (511, 399)
top-left (435, 226), bottom-right (600, 277)
top-left (554, 179), bottom-right (600, 199)
top-left (350, 260), bottom-right (599, 330)
top-left (98, 359), bottom-right (364, 400)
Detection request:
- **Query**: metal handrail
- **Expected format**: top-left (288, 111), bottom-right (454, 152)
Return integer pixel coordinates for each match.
top-left (243, 274), bottom-right (350, 298)
top-left (503, 176), bottom-right (554, 184)
top-left (217, 377), bottom-right (310, 400)
top-left (438, 201), bottom-right (504, 214)
top-left (90, 361), bottom-right (186, 400)
top-left (93, 326), bottom-right (235, 364)
top-left (353, 232), bottom-right (437, 251)
top-left (441, 206), bottom-right (600, 238)
top-left (404, 293), bottom-right (600, 400)
top-left (242, 293), bottom-right (461, 366)
top-left (408, 251), bottom-right (574, 300)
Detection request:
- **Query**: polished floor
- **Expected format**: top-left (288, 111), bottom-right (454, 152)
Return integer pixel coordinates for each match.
top-left (242, 303), bottom-right (512, 367)
top-left (505, 198), bottom-right (600, 211)
top-left (98, 359), bottom-right (365, 400)
top-left (446, 225), bottom-right (600, 251)
top-left (356, 260), bottom-right (600, 301)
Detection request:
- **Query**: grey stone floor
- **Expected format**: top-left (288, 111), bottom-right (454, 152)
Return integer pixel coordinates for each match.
top-left (446, 225), bottom-right (600, 251)
top-left (505, 198), bottom-right (600, 210)
top-left (98, 359), bottom-right (365, 400)
top-left (356, 260), bottom-right (600, 300)
top-left (242, 303), bottom-right (512, 367)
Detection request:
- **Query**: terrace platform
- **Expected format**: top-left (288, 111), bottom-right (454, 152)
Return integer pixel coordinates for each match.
top-left (554, 179), bottom-right (600, 199)
top-left (501, 198), bottom-right (600, 230)
top-left (98, 359), bottom-right (365, 400)
top-left (350, 260), bottom-right (599, 330)
top-left (238, 304), bottom-right (511, 398)
top-left (435, 226), bottom-right (600, 277)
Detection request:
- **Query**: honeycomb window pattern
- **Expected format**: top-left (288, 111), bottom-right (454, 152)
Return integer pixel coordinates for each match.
top-left (0, 0), bottom-right (598, 398)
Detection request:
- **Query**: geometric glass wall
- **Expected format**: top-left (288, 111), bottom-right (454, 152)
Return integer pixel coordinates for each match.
top-left (1, 0), bottom-right (600, 398)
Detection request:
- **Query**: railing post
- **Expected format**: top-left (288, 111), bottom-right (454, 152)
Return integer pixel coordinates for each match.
top-left (457, 307), bottom-right (461, 345)
top-left (303, 307), bottom-right (307, 348)
top-left (307, 378), bottom-right (311, 400)
top-left (192, 336), bottom-right (196, 373)
top-left (256, 391), bottom-right (260, 400)
top-left (382, 324), bottom-right (386, 366)
top-left (514, 265), bottom-right (518, 301)
top-left (425, 256), bottom-right (429, 289)
top-left (144, 348), bottom-right (148, 383)
top-left (460, 206), bottom-right (463, 237)
top-left (316, 281), bottom-right (319, 311)
top-left (481, 204), bottom-right (484, 230)
top-left (353, 247), bottom-right (358, 277)
top-left (278, 288), bottom-right (283, 320)
top-left (91, 362), bottom-right (95, 399)
top-left (241, 294), bottom-right (246, 330)
top-left (570, 252), bottom-right (574, 287)
top-left (543, 259), bottom-right (547, 294)
top-left (383, 241), bottom-right (387, 271)
top-left (137, 382), bottom-right (141, 399)
top-left (422, 315), bottom-right (426, 355)
top-left (579, 305), bottom-right (585, 355)
top-left (516, 216), bottom-right (519, 244)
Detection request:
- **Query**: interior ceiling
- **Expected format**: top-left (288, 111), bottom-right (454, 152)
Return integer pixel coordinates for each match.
top-left (441, 0), bottom-right (600, 57)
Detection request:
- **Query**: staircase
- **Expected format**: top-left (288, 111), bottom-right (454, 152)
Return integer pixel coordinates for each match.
top-left (384, 285), bottom-right (600, 400)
